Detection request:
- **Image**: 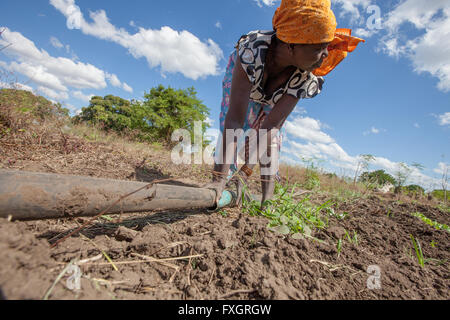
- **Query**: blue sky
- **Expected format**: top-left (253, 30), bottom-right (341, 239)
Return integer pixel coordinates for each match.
top-left (0, 0), bottom-right (449, 190)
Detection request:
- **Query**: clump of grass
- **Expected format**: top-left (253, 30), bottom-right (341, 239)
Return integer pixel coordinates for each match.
top-left (243, 181), bottom-right (334, 239)
top-left (410, 234), bottom-right (425, 268)
top-left (410, 212), bottom-right (450, 233)
top-left (344, 229), bottom-right (359, 246)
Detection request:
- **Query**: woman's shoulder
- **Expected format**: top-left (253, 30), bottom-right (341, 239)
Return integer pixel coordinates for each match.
top-left (237, 30), bottom-right (275, 48)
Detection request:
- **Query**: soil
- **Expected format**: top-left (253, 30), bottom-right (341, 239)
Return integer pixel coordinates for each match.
top-left (0, 131), bottom-right (449, 300)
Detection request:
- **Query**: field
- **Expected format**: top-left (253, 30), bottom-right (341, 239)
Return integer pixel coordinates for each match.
top-left (0, 89), bottom-right (448, 300)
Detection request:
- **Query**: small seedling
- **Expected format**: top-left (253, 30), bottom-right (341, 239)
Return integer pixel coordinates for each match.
top-left (218, 210), bottom-right (228, 218)
top-left (410, 234), bottom-right (425, 268)
top-left (352, 231), bottom-right (359, 246)
top-left (337, 239), bottom-right (343, 258)
top-left (344, 230), bottom-right (351, 242)
top-left (410, 212), bottom-right (450, 233)
top-left (344, 230), bottom-right (359, 246)
top-left (430, 240), bottom-right (437, 248)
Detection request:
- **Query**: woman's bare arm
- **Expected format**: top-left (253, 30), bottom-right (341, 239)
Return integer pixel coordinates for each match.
top-left (213, 55), bottom-right (253, 183)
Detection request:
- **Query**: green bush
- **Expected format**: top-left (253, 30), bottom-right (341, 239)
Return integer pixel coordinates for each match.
top-left (0, 89), bottom-right (68, 136)
top-left (432, 190), bottom-right (450, 201)
top-left (0, 88), bottom-right (69, 120)
top-left (74, 85), bottom-right (210, 144)
top-left (359, 170), bottom-right (396, 186)
top-left (405, 185), bottom-right (425, 194)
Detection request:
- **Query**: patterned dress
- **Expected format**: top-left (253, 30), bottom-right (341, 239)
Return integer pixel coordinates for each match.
top-left (216, 30), bottom-right (325, 178)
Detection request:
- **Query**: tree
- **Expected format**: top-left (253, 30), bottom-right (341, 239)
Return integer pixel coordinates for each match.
top-left (353, 154), bottom-right (375, 185)
top-left (75, 95), bottom-right (135, 132)
top-left (393, 162), bottom-right (424, 194)
top-left (0, 28), bottom-right (13, 52)
top-left (405, 184), bottom-right (425, 194)
top-left (140, 85), bottom-right (210, 143)
top-left (359, 170), bottom-right (396, 186)
top-left (73, 85), bottom-right (210, 144)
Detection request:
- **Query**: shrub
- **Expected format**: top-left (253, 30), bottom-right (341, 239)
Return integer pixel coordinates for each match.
top-left (74, 85), bottom-right (210, 144)
top-left (359, 170), bottom-right (396, 186)
top-left (0, 88), bottom-right (68, 136)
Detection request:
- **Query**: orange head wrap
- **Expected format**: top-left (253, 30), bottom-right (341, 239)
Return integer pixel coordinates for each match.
top-left (272, 0), bottom-right (365, 76)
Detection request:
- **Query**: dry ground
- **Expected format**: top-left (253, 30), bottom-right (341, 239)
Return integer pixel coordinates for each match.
top-left (0, 118), bottom-right (449, 300)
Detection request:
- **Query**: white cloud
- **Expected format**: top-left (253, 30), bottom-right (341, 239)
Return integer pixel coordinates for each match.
top-left (333, 0), bottom-right (373, 24)
top-left (363, 126), bottom-right (385, 135)
top-left (282, 114), bottom-right (441, 189)
top-left (49, 0), bottom-right (223, 80)
top-left (0, 81), bottom-right (34, 92)
top-left (50, 36), bottom-right (77, 59)
top-left (438, 112), bottom-right (450, 126)
top-left (433, 162), bottom-right (449, 175)
top-left (37, 86), bottom-right (69, 101)
top-left (353, 28), bottom-right (375, 38)
top-left (50, 36), bottom-right (63, 49)
top-left (284, 115), bottom-right (357, 167)
top-left (122, 82), bottom-right (133, 93)
top-left (106, 73), bottom-right (121, 87)
top-left (285, 116), bottom-right (334, 144)
top-left (65, 103), bottom-right (81, 115)
top-left (0, 27), bottom-right (132, 103)
top-left (72, 90), bottom-right (94, 102)
top-left (254, 0), bottom-right (278, 8)
top-left (381, 0), bottom-right (450, 92)
top-left (215, 21), bottom-right (222, 30)
top-left (106, 73), bottom-right (133, 93)
top-left (0, 27), bottom-right (106, 92)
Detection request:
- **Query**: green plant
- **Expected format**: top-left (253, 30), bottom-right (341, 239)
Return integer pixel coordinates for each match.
top-left (359, 169), bottom-right (396, 186)
top-left (430, 240), bottom-right (437, 248)
top-left (344, 230), bottom-right (359, 246)
top-left (218, 210), bottom-right (228, 218)
top-left (410, 212), bottom-right (450, 233)
top-left (352, 231), bottom-right (359, 246)
top-left (74, 85), bottom-right (210, 144)
top-left (393, 162), bottom-right (424, 193)
top-left (386, 209), bottom-right (393, 218)
top-left (304, 170), bottom-right (321, 190)
top-left (337, 239), bottom-right (343, 258)
top-left (432, 190), bottom-right (450, 201)
top-left (410, 235), bottom-right (425, 268)
top-left (243, 182), bottom-right (333, 239)
top-left (353, 154), bottom-right (375, 186)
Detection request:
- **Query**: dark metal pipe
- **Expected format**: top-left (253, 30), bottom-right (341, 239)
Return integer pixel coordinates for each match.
top-left (0, 170), bottom-right (237, 221)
